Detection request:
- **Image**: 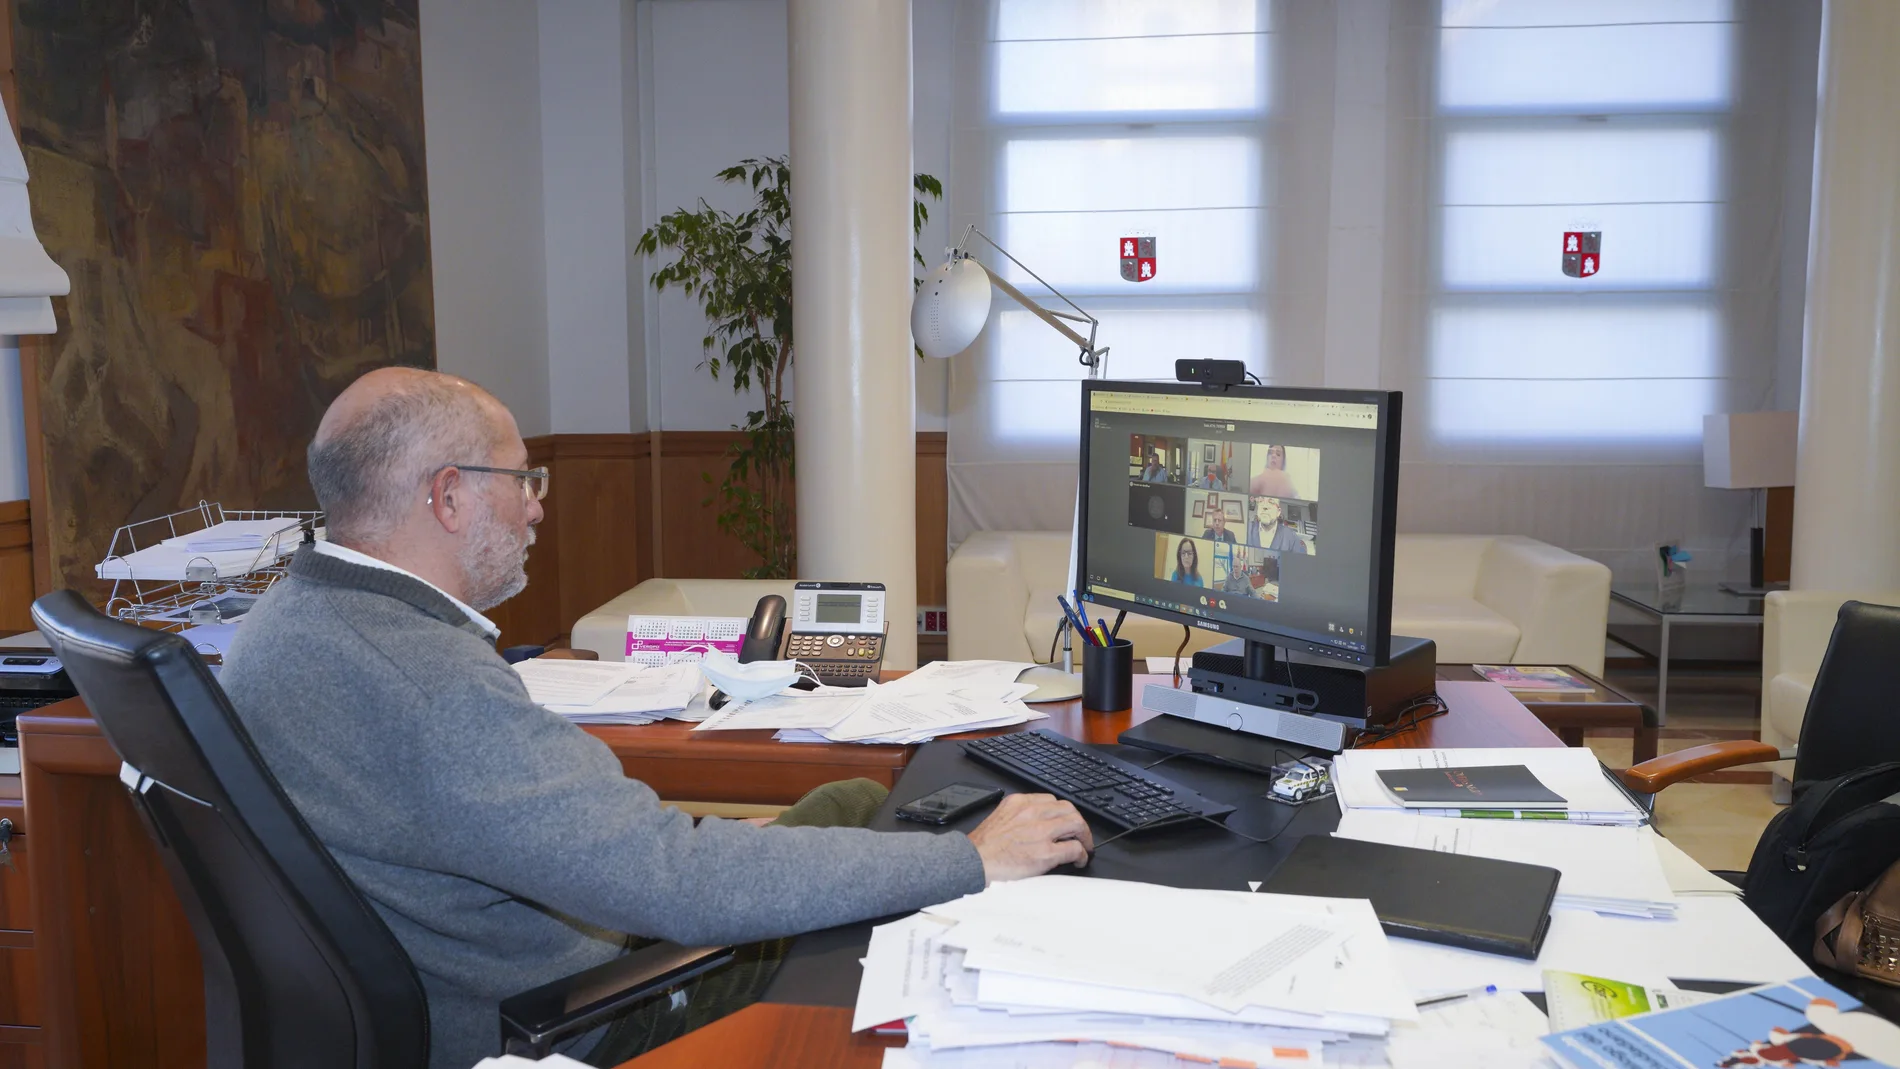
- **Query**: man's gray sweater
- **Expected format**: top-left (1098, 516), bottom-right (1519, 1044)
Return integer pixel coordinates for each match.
top-left (220, 549), bottom-right (985, 1069)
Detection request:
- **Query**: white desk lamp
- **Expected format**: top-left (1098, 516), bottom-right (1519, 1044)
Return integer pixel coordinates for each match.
top-left (912, 225), bottom-right (1110, 374)
top-left (910, 225), bottom-right (1111, 700)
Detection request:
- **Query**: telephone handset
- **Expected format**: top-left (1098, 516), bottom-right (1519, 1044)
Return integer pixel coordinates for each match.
top-left (738, 595), bottom-right (786, 663)
top-left (782, 581), bottom-right (886, 687)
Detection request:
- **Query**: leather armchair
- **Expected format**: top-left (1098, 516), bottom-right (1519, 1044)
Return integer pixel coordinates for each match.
top-left (1762, 589), bottom-right (1900, 793)
top-left (572, 579), bottom-right (799, 660)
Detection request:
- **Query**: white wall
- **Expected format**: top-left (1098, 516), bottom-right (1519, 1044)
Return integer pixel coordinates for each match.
top-left (418, 0), bottom-right (955, 437)
top-left (0, 342), bottom-right (26, 501)
top-left (540, 0), bottom-right (637, 434)
top-left (420, 0), bottom-right (553, 436)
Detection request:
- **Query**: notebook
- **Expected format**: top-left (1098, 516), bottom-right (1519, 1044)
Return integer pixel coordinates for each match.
top-left (1375, 763), bottom-right (1568, 809)
top-left (1260, 834), bottom-right (1560, 959)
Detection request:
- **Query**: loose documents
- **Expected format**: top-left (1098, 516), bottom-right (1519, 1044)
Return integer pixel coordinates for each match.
top-left (693, 687), bottom-right (867, 732)
top-left (162, 518), bottom-right (304, 553)
top-left (1332, 747), bottom-right (1647, 826)
top-left (1333, 810), bottom-right (1677, 918)
top-left (856, 875), bottom-right (1416, 1067)
top-left (511, 660), bottom-right (703, 724)
top-left (1386, 894), bottom-right (1811, 998)
top-left (760, 661), bottom-right (1046, 744)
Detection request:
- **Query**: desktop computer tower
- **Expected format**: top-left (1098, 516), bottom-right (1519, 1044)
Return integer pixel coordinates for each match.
top-left (1189, 635), bottom-right (1437, 731)
top-left (1122, 636), bottom-right (1437, 759)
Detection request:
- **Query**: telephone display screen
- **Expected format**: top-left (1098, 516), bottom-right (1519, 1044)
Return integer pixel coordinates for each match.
top-left (815, 594), bottom-right (861, 624)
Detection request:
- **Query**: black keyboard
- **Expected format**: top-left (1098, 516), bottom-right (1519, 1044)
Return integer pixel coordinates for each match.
top-left (961, 729), bottom-right (1235, 832)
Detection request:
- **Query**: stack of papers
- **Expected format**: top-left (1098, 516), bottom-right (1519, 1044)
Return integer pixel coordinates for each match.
top-left (162, 518), bottom-right (304, 553)
top-left (511, 660), bottom-right (704, 724)
top-left (1386, 894), bottom-right (1810, 999)
top-left (96, 539), bottom-right (297, 581)
top-left (1334, 810), bottom-right (1678, 918)
top-left (856, 876), bottom-right (1417, 1067)
top-left (694, 687), bottom-right (869, 732)
top-left (774, 661), bottom-right (1048, 745)
top-left (1332, 747), bottom-right (1648, 826)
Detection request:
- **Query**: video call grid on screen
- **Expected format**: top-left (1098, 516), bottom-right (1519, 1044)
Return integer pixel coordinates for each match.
top-left (1084, 388), bottom-right (1383, 655)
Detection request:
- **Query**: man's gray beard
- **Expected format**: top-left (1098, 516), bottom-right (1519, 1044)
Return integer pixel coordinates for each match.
top-left (461, 510), bottom-right (534, 611)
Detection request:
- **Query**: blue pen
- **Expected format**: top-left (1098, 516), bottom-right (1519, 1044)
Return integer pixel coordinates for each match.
top-left (1055, 596), bottom-right (1093, 644)
top-left (1097, 617), bottom-right (1112, 646)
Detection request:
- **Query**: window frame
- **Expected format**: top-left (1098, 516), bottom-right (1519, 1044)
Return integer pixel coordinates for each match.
top-left (1422, 11), bottom-right (1738, 451)
top-left (979, 0), bottom-right (1277, 445)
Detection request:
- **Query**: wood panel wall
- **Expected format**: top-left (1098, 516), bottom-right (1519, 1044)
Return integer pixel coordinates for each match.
top-left (489, 431), bottom-right (949, 649)
top-left (0, 502), bottom-right (28, 635)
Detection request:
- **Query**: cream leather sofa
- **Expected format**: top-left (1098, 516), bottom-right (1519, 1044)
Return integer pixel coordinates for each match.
top-left (1761, 589), bottom-right (1900, 791)
top-left (948, 531), bottom-right (1612, 675)
top-left (571, 579), bottom-right (798, 660)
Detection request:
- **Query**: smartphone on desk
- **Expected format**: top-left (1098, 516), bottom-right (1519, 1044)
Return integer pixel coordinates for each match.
top-left (895, 783), bottom-right (1005, 825)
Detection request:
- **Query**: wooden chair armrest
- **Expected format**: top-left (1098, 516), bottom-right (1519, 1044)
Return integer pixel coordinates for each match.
top-left (1616, 740), bottom-right (1782, 795)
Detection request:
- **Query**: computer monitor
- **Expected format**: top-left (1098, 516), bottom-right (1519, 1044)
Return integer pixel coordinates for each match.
top-left (1077, 381), bottom-right (1401, 669)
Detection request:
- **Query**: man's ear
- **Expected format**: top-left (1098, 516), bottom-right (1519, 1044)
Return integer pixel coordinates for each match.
top-left (428, 466), bottom-right (467, 533)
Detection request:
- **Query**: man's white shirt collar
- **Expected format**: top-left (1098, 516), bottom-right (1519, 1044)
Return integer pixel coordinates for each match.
top-left (311, 541), bottom-right (501, 641)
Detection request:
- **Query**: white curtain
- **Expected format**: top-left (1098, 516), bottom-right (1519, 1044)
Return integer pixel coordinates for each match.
top-left (942, 0), bottom-right (1820, 581)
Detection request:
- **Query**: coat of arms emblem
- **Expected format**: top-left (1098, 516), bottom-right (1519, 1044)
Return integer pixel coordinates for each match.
top-left (1562, 231), bottom-right (1601, 278)
top-left (1119, 236), bottom-right (1156, 283)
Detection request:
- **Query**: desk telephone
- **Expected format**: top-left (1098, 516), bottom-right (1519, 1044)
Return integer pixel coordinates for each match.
top-left (741, 581), bottom-right (887, 687)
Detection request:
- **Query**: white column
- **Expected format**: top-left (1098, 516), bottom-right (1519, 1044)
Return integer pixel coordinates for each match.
top-left (788, 0), bottom-right (919, 668)
top-left (1321, 0), bottom-right (1390, 390)
top-left (1791, 0), bottom-right (1900, 591)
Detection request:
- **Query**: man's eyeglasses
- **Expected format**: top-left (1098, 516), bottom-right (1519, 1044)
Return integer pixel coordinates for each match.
top-left (439, 464), bottom-right (551, 501)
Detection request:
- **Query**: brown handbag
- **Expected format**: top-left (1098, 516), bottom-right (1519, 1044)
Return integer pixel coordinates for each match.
top-left (1815, 858), bottom-right (1900, 986)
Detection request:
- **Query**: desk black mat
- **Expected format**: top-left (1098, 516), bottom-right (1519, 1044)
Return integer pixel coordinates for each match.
top-left (764, 736), bottom-right (1334, 1007)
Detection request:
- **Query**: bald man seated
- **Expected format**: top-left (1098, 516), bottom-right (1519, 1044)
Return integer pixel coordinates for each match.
top-left (220, 369), bottom-right (1091, 1069)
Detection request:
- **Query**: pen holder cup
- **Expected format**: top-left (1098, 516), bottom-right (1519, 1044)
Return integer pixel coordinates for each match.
top-left (1082, 638), bottom-right (1135, 712)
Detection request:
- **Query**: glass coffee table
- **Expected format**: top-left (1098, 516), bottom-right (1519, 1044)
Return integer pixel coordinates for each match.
top-left (1607, 583), bottom-right (1765, 725)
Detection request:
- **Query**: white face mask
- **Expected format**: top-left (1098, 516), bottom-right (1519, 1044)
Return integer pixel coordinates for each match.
top-left (698, 650), bottom-right (801, 701)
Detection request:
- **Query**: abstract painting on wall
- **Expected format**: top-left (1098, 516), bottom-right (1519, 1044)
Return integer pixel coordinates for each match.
top-left (14, 0), bottom-right (433, 592)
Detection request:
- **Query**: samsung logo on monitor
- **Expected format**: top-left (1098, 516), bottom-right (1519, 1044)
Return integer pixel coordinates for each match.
top-left (1195, 620), bottom-right (1221, 631)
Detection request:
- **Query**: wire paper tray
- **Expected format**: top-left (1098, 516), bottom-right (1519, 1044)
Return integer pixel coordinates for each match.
top-left (99, 501), bottom-right (322, 634)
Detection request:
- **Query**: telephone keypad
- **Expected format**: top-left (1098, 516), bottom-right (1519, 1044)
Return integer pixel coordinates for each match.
top-left (784, 631), bottom-right (884, 686)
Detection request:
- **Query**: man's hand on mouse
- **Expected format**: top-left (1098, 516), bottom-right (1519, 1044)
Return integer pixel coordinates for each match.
top-left (966, 793), bottom-right (1093, 883)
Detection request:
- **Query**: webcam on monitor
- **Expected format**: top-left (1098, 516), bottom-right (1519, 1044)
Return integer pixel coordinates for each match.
top-left (1174, 359), bottom-right (1248, 388)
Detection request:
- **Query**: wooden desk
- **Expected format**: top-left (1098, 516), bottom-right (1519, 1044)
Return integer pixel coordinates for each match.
top-left (16, 676), bottom-right (1554, 1068)
top-left (617, 678), bottom-right (1562, 1069)
top-left (604, 675), bottom-right (1555, 804)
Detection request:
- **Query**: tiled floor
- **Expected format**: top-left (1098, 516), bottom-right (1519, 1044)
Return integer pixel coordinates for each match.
top-left (1590, 662), bottom-right (1782, 873)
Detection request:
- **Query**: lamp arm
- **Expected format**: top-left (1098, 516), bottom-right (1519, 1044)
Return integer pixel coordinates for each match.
top-left (987, 271), bottom-right (1095, 353)
top-left (958, 226), bottom-right (1099, 334)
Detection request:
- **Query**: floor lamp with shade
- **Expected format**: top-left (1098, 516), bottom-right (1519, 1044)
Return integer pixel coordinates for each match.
top-left (912, 225), bottom-right (1109, 699)
top-left (1702, 412), bottom-right (1797, 596)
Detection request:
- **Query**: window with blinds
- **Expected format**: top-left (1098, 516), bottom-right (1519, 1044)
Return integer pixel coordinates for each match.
top-left (1429, 0), bottom-right (1735, 443)
top-left (985, 0), bottom-right (1272, 443)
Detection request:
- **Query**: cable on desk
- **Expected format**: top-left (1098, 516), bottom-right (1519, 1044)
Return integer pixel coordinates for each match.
top-left (1090, 801), bottom-right (1301, 852)
top-left (1351, 694), bottom-right (1450, 747)
top-left (1171, 624), bottom-right (1190, 687)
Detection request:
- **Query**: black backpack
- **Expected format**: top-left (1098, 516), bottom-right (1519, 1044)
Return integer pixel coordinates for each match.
top-left (1742, 762), bottom-right (1900, 957)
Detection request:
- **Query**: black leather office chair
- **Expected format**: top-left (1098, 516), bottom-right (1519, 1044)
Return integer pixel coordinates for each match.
top-left (1784, 599), bottom-right (1900, 784)
top-left (31, 591), bottom-right (729, 1068)
top-left (1618, 600), bottom-right (1900, 797)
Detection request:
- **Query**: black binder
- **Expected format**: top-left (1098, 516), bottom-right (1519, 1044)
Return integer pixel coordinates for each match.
top-left (1260, 834), bottom-right (1560, 959)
